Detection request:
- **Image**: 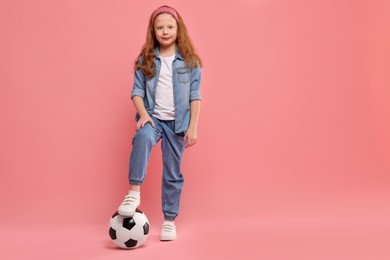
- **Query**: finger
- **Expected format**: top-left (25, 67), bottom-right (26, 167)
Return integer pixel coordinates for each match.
top-left (150, 120), bottom-right (155, 128)
top-left (182, 134), bottom-right (188, 144)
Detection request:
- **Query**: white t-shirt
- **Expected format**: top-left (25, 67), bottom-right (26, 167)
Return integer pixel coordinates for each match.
top-left (153, 54), bottom-right (175, 120)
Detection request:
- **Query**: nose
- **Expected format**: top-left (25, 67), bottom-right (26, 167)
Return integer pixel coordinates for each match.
top-left (163, 28), bottom-right (168, 35)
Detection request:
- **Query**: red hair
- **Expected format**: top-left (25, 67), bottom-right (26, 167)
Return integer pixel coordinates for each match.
top-left (134, 5), bottom-right (203, 77)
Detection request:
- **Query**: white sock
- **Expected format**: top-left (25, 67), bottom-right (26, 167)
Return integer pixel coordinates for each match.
top-left (128, 190), bottom-right (140, 197)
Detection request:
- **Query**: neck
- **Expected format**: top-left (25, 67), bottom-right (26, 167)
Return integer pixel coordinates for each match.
top-left (159, 44), bottom-right (176, 57)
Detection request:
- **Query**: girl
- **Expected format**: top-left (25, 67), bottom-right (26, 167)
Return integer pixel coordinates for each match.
top-left (118, 5), bottom-right (202, 241)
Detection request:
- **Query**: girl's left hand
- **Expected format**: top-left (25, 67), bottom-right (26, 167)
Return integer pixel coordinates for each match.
top-left (183, 127), bottom-right (197, 148)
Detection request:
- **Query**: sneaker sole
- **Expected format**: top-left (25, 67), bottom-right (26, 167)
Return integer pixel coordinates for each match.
top-left (118, 209), bottom-right (136, 217)
top-left (160, 235), bottom-right (177, 241)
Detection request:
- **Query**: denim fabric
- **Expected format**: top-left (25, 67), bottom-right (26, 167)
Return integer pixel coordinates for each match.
top-left (129, 116), bottom-right (186, 221)
top-left (131, 47), bottom-right (202, 133)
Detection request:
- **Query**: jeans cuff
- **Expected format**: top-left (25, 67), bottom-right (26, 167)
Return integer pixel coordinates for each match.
top-left (130, 180), bottom-right (142, 185)
top-left (164, 214), bottom-right (177, 221)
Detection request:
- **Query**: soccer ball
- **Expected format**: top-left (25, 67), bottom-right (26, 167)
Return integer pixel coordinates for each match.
top-left (108, 209), bottom-right (150, 249)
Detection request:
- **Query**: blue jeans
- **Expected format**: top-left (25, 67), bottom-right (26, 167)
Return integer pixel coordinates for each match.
top-left (129, 116), bottom-right (186, 221)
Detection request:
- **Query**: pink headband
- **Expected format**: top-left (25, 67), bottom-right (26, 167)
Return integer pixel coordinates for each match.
top-left (151, 6), bottom-right (179, 23)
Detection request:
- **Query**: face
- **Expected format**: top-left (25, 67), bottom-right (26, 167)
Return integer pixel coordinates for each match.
top-left (153, 13), bottom-right (178, 49)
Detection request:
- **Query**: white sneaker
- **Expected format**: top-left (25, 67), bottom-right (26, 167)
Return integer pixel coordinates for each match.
top-left (160, 221), bottom-right (177, 241)
top-left (118, 192), bottom-right (140, 217)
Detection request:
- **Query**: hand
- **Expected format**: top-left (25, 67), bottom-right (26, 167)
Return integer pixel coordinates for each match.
top-left (183, 127), bottom-right (197, 148)
top-left (136, 115), bottom-right (155, 131)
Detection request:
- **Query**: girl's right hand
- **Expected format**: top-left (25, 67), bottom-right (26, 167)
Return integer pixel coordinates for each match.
top-left (136, 115), bottom-right (155, 131)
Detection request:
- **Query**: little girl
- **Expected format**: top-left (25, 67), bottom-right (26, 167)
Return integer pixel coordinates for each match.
top-left (118, 5), bottom-right (202, 241)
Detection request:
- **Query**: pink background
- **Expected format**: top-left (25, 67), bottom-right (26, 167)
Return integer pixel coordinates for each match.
top-left (1, 0), bottom-right (389, 259)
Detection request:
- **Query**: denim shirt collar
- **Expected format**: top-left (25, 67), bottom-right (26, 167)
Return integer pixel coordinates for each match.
top-left (154, 46), bottom-right (184, 61)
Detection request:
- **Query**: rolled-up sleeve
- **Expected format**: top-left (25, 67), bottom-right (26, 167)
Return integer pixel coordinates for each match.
top-left (189, 66), bottom-right (202, 101)
top-left (131, 65), bottom-right (146, 99)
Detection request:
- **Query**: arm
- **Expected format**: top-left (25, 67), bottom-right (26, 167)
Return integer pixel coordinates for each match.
top-left (131, 59), bottom-right (155, 130)
top-left (184, 65), bottom-right (202, 148)
top-left (183, 100), bottom-right (201, 148)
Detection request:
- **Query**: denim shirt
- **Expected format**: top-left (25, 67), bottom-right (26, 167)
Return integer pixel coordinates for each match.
top-left (131, 47), bottom-right (202, 133)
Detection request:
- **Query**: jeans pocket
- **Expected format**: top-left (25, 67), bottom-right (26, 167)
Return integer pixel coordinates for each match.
top-left (176, 132), bottom-right (185, 137)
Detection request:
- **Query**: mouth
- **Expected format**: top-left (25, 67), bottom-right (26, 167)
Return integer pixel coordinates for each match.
top-left (161, 37), bottom-right (171, 41)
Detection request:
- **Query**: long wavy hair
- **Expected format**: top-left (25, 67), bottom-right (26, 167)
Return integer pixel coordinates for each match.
top-left (134, 5), bottom-right (203, 77)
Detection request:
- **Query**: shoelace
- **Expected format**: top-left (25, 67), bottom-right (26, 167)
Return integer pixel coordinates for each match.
top-left (121, 195), bottom-right (138, 206)
top-left (162, 223), bottom-right (175, 232)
